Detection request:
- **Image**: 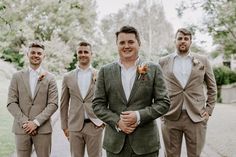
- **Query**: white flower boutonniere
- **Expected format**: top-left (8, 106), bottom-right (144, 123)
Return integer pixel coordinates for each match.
top-left (192, 58), bottom-right (204, 70)
top-left (192, 58), bottom-right (200, 66)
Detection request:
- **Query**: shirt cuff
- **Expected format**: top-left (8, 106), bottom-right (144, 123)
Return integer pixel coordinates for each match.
top-left (33, 119), bottom-right (40, 127)
top-left (135, 111), bottom-right (140, 125)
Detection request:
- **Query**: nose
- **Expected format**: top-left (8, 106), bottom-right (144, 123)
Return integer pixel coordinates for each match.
top-left (124, 42), bottom-right (130, 48)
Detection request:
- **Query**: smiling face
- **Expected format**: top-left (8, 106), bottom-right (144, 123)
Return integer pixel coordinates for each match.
top-left (175, 31), bottom-right (192, 55)
top-left (27, 47), bottom-right (45, 69)
top-left (77, 45), bottom-right (92, 67)
top-left (117, 33), bottom-right (140, 62)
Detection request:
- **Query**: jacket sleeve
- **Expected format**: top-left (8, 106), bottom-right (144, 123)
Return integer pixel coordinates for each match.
top-left (7, 73), bottom-right (28, 126)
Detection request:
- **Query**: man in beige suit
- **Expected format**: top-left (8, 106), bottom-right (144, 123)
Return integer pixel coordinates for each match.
top-left (159, 28), bottom-right (217, 157)
top-left (60, 41), bottom-right (104, 157)
top-left (7, 42), bottom-right (58, 157)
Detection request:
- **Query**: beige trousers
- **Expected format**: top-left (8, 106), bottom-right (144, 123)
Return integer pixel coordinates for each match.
top-left (161, 111), bottom-right (207, 157)
top-left (69, 122), bottom-right (103, 157)
top-left (15, 133), bottom-right (51, 157)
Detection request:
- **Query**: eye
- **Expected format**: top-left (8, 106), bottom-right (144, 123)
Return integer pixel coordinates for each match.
top-left (184, 37), bottom-right (189, 41)
top-left (177, 37), bottom-right (183, 41)
top-left (83, 51), bottom-right (89, 54)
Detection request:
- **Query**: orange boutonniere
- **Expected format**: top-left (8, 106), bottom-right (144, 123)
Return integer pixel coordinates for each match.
top-left (38, 71), bottom-right (47, 81)
top-left (137, 63), bottom-right (148, 80)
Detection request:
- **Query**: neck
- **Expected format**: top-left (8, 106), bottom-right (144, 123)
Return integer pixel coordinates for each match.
top-left (79, 63), bottom-right (90, 70)
top-left (120, 57), bottom-right (137, 69)
top-left (30, 64), bottom-right (40, 70)
top-left (177, 51), bottom-right (189, 57)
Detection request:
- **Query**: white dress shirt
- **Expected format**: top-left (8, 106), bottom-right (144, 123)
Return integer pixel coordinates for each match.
top-left (29, 66), bottom-right (42, 126)
top-left (173, 52), bottom-right (192, 88)
top-left (29, 67), bottom-right (41, 98)
top-left (118, 58), bottom-right (140, 125)
top-left (173, 52), bottom-right (193, 109)
top-left (77, 66), bottom-right (92, 120)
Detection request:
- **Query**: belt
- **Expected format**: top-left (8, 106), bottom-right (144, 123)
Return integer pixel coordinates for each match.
top-left (84, 119), bottom-right (92, 123)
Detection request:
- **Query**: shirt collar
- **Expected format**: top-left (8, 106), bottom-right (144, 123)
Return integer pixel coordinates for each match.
top-left (28, 66), bottom-right (41, 75)
top-left (117, 57), bottom-right (140, 68)
top-left (174, 51), bottom-right (192, 59)
top-left (77, 65), bottom-right (93, 72)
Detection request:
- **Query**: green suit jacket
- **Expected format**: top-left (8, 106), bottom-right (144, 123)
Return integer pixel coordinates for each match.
top-left (92, 60), bottom-right (170, 155)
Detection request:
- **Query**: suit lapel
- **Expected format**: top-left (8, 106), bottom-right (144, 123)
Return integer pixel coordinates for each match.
top-left (21, 69), bottom-right (32, 100)
top-left (112, 62), bottom-right (127, 104)
top-left (185, 53), bottom-right (197, 87)
top-left (73, 69), bottom-right (83, 100)
top-left (84, 68), bottom-right (96, 100)
top-left (127, 59), bottom-right (143, 104)
top-left (169, 54), bottom-right (184, 88)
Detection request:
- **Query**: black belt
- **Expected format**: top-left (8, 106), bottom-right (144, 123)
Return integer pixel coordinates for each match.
top-left (84, 119), bottom-right (91, 123)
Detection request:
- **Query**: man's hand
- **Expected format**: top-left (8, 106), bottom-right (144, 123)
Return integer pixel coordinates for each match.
top-left (201, 111), bottom-right (209, 121)
top-left (22, 121), bottom-right (38, 134)
top-left (117, 111), bottom-right (138, 134)
top-left (63, 128), bottom-right (69, 140)
top-left (117, 119), bottom-right (137, 134)
top-left (120, 111), bottom-right (137, 126)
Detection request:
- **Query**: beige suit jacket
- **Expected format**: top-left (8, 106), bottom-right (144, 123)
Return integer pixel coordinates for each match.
top-left (7, 69), bottom-right (58, 134)
top-left (159, 53), bottom-right (217, 122)
top-left (60, 68), bottom-right (103, 131)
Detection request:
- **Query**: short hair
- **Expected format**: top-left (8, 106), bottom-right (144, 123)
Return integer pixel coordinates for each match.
top-left (175, 28), bottom-right (192, 40)
top-left (78, 41), bottom-right (92, 51)
top-left (78, 41), bottom-right (91, 48)
top-left (115, 26), bottom-right (141, 45)
top-left (29, 41), bottom-right (45, 50)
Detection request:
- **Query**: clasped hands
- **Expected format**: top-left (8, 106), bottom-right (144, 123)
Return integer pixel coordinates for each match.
top-left (117, 111), bottom-right (138, 134)
top-left (22, 121), bottom-right (38, 136)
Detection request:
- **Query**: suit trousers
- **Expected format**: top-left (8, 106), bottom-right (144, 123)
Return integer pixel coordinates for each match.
top-left (15, 133), bottom-right (51, 157)
top-left (106, 136), bottom-right (159, 157)
top-left (69, 122), bottom-right (103, 157)
top-left (161, 111), bottom-right (207, 157)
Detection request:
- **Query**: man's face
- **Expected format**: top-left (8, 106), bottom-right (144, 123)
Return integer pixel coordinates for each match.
top-left (117, 33), bottom-right (140, 61)
top-left (27, 47), bottom-right (45, 67)
top-left (175, 32), bottom-right (192, 55)
top-left (77, 46), bottom-right (92, 66)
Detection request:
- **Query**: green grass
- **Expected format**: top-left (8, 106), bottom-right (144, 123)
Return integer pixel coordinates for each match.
top-left (0, 79), bottom-right (15, 157)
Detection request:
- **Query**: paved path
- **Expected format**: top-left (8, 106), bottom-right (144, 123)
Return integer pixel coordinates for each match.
top-left (11, 103), bottom-right (236, 157)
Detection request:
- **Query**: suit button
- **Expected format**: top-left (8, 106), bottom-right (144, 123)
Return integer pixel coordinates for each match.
top-left (82, 101), bottom-right (85, 103)
top-left (183, 89), bottom-right (185, 91)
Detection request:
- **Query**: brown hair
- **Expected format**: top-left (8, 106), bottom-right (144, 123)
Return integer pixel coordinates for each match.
top-left (29, 41), bottom-right (45, 50)
top-left (175, 28), bottom-right (192, 40)
top-left (116, 25), bottom-right (141, 45)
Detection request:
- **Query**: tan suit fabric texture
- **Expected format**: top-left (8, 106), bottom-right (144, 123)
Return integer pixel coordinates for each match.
top-left (60, 68), bottom-right (103, 157)
top-left (159, 53), bottom-right (217, 157)
top-left (7, 69), bottom-right (58, 157)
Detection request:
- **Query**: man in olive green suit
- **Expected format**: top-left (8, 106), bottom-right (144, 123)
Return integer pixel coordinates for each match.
top-left (93, 26), bottom-right (170, 157)
top-left (7, 42), bottom-right (58, 157)
top-left (159, 28), bottom-right (217, 157)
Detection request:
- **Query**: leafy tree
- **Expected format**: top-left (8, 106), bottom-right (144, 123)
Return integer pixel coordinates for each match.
top-left (177, 0), bottom-right (236, 58)
top-left (0, 0), bottom-right (98, 73)
top-left (98, 0), bottom-right (174, 66)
